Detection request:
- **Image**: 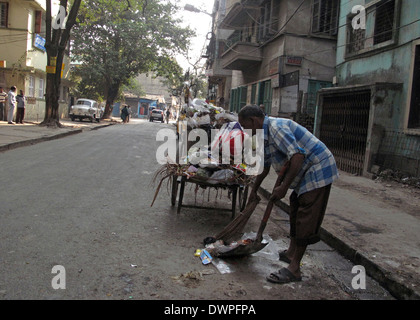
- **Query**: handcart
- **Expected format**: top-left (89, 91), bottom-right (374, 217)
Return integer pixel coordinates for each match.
top-left (152, 98), bottom-right (251, 219)
top-left (171, 174), bottom-right (249, 218)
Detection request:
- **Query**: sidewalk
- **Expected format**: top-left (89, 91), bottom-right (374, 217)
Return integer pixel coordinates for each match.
top-left (259, 169), bottom-right (420, 300)
top-left (0, 118), bottom-right (118, 152)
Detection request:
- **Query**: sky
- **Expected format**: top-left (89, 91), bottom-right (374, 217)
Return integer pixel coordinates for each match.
top-left (170, 0), bottom-right (215, 72)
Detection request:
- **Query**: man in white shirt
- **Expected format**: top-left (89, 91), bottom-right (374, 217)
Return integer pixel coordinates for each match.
top-left (7, 86), bottom-right (17, 124)
top-left (0, 87), bottom-right (7, 121)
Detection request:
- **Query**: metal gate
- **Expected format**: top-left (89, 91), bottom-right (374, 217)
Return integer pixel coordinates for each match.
top-left (319, 90), bottom-right (371, 175)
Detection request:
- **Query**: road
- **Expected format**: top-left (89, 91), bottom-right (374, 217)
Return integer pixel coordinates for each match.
top-left (0, 119), bottom-right (393, 302)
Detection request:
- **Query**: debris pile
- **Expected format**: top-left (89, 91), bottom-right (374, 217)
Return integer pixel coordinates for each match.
top-left (375, 168), bottom-right (420, 188)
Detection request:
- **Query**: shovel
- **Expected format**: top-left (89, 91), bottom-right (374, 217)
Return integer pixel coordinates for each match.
top-left (211, 162), bottom-right (290, 258)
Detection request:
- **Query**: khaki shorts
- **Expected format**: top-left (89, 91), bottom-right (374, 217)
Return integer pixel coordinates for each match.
top-left (289, 184), bottom-right (332, 246)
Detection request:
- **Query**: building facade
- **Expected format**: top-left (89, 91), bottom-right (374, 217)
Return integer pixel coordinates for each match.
top-left (206, 0), bottom-right (338, 128)
top-left (0, 0), bottom-right (71, 121)
top-left (316, 0), bottom-right (420, 177)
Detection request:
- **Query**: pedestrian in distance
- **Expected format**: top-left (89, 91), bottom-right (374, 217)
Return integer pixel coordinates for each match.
top-left (121, 104), bottom-right (129, 123)
top-left (127, 105), bottom-right (132, 123)
top-left (7, 86), bottom-right (17, 124)
top-left (238, 104), bottom-right (339, 285)
top-left (166, 108), bottom-right (170, 124)
top-left (16, 90), bottom-right (26, 124)
top-left (0, 87), bottom-right (7, 121)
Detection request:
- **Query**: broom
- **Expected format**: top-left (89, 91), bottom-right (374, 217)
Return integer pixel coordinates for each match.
top-left (214, 162), bottom-right (290, 243)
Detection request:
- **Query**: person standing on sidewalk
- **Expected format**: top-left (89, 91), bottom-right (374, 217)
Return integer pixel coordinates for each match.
top-left (238, 105), bottom-right (339, 285)
top-left (0, 87), bottom-right (7, 121)
top-left (7, 86), bottom-right (17, 124)
top-left (15, 90), bottom-right (26, 124)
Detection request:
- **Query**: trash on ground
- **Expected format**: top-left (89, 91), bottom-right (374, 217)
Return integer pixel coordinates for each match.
top-left (200, 249), bottom-right (213, 265)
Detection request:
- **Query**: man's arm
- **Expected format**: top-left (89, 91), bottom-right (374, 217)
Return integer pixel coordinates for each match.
top-left (248, 166), bottom-right (270, 202)
top-left (270, 153), bottom-right (305, 201)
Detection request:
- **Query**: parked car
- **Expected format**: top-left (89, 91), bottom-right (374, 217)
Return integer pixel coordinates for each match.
top-left (69, 99), bottom-right (102, 122)
top-left (149, 109), bottom-right (164, 123)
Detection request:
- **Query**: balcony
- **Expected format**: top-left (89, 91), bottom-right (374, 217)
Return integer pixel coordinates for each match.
top-left (220, 0), bottom-right (260, 29)
top-left (220, 30), bottom-right (262, 70)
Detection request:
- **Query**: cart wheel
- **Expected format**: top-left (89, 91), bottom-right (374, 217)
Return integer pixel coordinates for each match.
top-left (171, 176), bottom-right (179, 206)
top-left (238, 185), bottom-right (249, 212)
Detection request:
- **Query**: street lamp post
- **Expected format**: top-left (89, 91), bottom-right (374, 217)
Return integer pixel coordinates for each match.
top-left (184, 4), bottom-right (213, 17)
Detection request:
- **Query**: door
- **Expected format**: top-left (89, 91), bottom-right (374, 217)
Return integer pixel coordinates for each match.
top-left (258, 80), bottom-right (272, 114)
top-left (319, 91), bottom-right (371, 175)
top-left (307, 80), bottom-right (332, 116)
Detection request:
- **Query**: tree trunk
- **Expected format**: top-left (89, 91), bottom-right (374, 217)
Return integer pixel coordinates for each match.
top-left (42, 72), bottom-right (61, 127)
top-left (102, 84), bottom-right (120, 119)
top-left (41, 0), bottom-right (81, 127)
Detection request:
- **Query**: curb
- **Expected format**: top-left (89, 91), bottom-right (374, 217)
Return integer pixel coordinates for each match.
top-left (0, 129), bottom-right (82, 153)
top-left (258, 185), bottom-right (420, 300)
top-left (0, 121), bottom-right (116, 153)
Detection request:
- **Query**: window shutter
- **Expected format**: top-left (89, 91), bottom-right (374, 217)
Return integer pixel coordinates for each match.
top-left (312, 0), bottom-right (321, 33)
top-left (0, 2), bottom-right (9, 27)
top-left (35, 10), bottom-right (42, 34)
top-left (330, 0), bottom-right (339, 35)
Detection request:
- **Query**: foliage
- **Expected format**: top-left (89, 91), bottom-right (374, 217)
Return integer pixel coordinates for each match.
top-left (71, 0), bottom-right (194, 117)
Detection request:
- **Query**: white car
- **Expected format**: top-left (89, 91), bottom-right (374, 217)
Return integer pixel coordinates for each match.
top-left (69, 99), bottom-right (102, 122)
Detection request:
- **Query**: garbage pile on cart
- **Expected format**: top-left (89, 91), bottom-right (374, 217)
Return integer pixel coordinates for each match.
top-left (151, 99), bottom-right (257, 208)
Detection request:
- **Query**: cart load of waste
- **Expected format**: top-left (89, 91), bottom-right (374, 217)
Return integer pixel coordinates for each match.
top-left (151, 108), bottom-right (259, 207)
top-left (177, 98), bottom-right (238, 130)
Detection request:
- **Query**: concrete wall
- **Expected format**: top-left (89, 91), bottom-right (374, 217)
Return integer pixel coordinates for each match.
top-left (336, 0), bottom-right (420, 130)
top-left (224, 0), bottom-right (337, 116)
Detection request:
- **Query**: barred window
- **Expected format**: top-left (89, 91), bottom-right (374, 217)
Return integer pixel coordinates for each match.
top-left (312, 0), bottom-right (339, 36)
top-left (374, 0), bottom-right (396, 45)
top-left (0, 2), bottom-right (8, 28)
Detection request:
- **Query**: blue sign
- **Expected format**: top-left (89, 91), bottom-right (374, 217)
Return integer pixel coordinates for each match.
top-left (34, 34), bottom-right (46, 52)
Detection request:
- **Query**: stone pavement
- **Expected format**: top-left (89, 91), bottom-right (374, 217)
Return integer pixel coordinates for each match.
top-left (259, 168), bottom-right (420, 300)
top-left (1, 118), bottom-right (419, 299)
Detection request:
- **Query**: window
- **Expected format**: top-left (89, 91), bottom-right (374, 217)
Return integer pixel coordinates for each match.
top-left (257, 0), bottom-right (279, 42)
top-left (35, 10), bottom-right (42, 34)
top-left (408, 45), bottom-right (420, 129)
top-left (38, 78), bottom-right (44, 98)
top-left (345, 0), bottom-right (399, 57)
top-left (28, 76), bottom-right (35, 97)
top-left (374, 0), bottom-right (396, 45)
top-left (0, 2), bottom-right (8, 28)
top-left (312, 0), bottom-right (339, 36)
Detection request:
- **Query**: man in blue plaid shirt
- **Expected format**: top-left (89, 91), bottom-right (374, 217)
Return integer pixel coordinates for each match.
top-left (238, 105), bottom-right (338, 285)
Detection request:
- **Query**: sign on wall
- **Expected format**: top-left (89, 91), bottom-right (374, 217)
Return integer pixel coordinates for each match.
top-left (34, 34), bottom-right (46, 52)
top-left (285, 56), bottom-right (303, 66)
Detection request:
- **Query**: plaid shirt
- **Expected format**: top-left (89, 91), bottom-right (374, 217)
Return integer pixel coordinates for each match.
top-left (263, 117), bottom-right (338, 196)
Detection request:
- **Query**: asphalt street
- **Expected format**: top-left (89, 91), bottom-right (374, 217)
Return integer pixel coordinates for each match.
top-left (0, 119), bottom-right (393, 301)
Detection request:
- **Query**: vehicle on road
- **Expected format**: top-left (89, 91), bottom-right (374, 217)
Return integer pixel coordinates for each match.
top-left (69, 99), bottom-right (102, 122)
top-left (149, 109), bottom-right (164, 123)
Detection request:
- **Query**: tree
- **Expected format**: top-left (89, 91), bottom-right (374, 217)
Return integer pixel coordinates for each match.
top-left (72, 0), bottom-right (194, 118)
top-left (42, 0), bottom-right (82, 127)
